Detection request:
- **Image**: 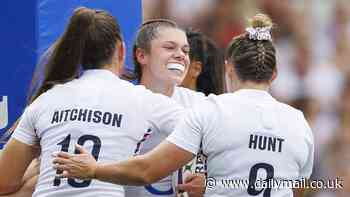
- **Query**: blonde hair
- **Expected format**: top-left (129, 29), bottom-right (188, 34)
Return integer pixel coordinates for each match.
top-left (248, 13), bottom-right (273, 28)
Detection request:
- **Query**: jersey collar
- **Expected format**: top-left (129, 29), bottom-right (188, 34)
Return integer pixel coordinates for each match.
top-left (234, 89), bottom-right (275, 101)
top-left (81, 69), bottom-right (121, 80)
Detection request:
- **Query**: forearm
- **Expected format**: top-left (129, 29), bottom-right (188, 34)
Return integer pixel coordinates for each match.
top-left (95, 155), bottom-right (155, 186)
top-left (0, 157), bottom-right (39, 196)
top-left (93, 142), bottom-right (193, 186)
top-left (0, 140), bottom-right (38, 195)
top-left (0, 153), bottom-right (23, 194)
top-left (22, 159), bottom-right (39, 183)
top-left (0, 185), bottom-right (22, 196)
top-left (0, 175), bottom-right (37, 197)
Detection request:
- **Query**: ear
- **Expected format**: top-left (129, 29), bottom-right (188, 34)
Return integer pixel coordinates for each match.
top-left (271, 68), bottom-right (277, 82)
top-left (225, 60), bottom-right (235, 79)
top-left (117, 41), bottom-right (126, 66)
top-left (112, 41), bottom-right (126, 75)
top-left (191, 61), bottom-right (202, 78)
top-left (135, 48), bottom-right (147, 66)
top-left (224, 60), bottom-right (236, 92)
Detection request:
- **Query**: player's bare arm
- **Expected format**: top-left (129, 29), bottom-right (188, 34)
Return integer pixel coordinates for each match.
top-left (53, 141), bottom-right (194, 186)
top-left (0, 139), bottom-right (38, 195)
top-left (0, 175), bottom-right (38, 197)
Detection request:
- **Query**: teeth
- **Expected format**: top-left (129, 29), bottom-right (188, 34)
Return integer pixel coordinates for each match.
top-left (167, 63), bottom-right (185, 73)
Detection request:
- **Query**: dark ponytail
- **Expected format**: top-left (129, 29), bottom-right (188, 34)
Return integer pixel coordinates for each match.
top-left (30, 7), bottom-right (122, 103)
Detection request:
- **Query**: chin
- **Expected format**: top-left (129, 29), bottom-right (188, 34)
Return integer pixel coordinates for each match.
top-left (171, 76), bottom-right (184, 86)
top-left (164, 73), bottom-right (181, 84)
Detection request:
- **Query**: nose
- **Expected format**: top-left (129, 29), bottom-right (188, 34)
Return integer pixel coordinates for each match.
top-left (175, 48), bottom-right (186, 59)
top-left (173, 48), bottom-right (186, 62)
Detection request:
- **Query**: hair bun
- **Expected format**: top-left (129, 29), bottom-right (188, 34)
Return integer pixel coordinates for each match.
top-left (246, 13), bottom-right (273, 41)
top-left (249, 13), bottom-right (273, 28)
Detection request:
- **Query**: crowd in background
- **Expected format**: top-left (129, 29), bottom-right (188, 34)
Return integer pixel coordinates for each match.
top-left (142, 0), bottom-right (350, 196)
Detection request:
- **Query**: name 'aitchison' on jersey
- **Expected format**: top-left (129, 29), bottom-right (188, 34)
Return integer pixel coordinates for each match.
top-left (167, 89), bottom-right (314, 197)
top-left (12, 69), bottom-right (184, 197)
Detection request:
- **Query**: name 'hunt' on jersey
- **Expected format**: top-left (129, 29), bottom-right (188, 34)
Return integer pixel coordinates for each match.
top-left (249, 134), bottom-right (285, 153)
top-left (51, 108), bottom-right (123, 127)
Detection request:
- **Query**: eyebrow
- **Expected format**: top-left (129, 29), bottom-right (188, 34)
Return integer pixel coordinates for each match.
top-left (163, 41), bottom-right (189, 48)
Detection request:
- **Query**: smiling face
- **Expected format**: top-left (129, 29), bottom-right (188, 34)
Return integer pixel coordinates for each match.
top-left (138, 27), bottom-right (190, 86)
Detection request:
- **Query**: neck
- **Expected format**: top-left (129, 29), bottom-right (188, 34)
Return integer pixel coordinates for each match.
top-left (140, 75), bottom-right (175, 97)
top-left (235, 81), bottom-right (270, 92)
top-left (102, 63), bottom-right (120, 76)
top-left (181, 77), bottom-right (197, 91)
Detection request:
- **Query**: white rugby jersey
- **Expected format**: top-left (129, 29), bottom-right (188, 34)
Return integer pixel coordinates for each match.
top-left (167, 89), bottom-right (314, 197)
top-left (125, 87), bottom-right (205, 197)
top-left (12, 69), bottom-right (184, 197)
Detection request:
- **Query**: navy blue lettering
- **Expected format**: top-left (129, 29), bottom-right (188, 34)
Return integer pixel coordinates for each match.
top-left (51, 111), bottom-right (59, 124)
top-left (59, 110), bottom-right (64, 122)
top-left (102, 112), bottom-right (112, 125)
top-left (112, 114), bottom-right (123, 127)
top-left (51, 108), bottom-right (123, 127)
top-left (267, 137), bottom-right (276, 152)
top-left (63, 109), bottom-right (71, 121)
top-left (277, 138), bottom-right (284, 152)
top-left (70, 109), bottom-right (78, 121)
top-left (258, 136), bottom-right (267, 150)
top-left (78, 109), bottom-right (88, 121)
top-left (249, 134), bottom-right (284, 153)
top-left (87, 110), bottom-right (93, 123)
top-left (93, 111), bottom-right (102, 123)
top-left (249, 134), bottom-right (258, 149)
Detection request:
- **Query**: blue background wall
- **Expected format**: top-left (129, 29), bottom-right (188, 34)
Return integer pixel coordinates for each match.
top-left (0, 0), bottom-right (142, 148)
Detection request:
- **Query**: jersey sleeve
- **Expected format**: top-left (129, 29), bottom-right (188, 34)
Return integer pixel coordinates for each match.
top-left (298, 113), bottom-right (314, 179)
top-left (11, 105), bottom-right (38, 146)
top-left (166, 98), bottom-right (215, 155)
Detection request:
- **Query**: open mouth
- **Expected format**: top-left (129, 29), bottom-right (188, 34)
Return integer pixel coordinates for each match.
top-left (166, 63), bottom-right (185, 74)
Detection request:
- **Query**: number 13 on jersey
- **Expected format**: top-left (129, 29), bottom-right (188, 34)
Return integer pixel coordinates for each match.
top-left (53, 134), bottom-right (102, 188)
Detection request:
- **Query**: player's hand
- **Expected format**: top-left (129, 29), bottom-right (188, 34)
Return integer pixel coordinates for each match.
top-left (177, 173), bottom-right (206, 197)
top-left (52, 144), bottom-right (97, 180)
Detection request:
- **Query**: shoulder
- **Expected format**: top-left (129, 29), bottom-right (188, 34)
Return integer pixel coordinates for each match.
top-left (275, 101), bottom-right (302, 115)
top-left (273, 101), bottom-right (313, 142)
top-left (133, 85), bottom-right (182, 114)
top-left (274, 101), bottom-right (309, 126)
top-left (212, 92), bottom-right (243, 104)
top-left (204, 93), bottom-right (241, 110)
top-left (135, 85), bottom-right (175, 101)
top-left (174, 87), bottom-right (206, 98)
top-left (188, 94), bottom-right (219, 120)
top-left (172, 87), bottom-right (206, 107)
top-left (29, 87), bottom-right (59, 111)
